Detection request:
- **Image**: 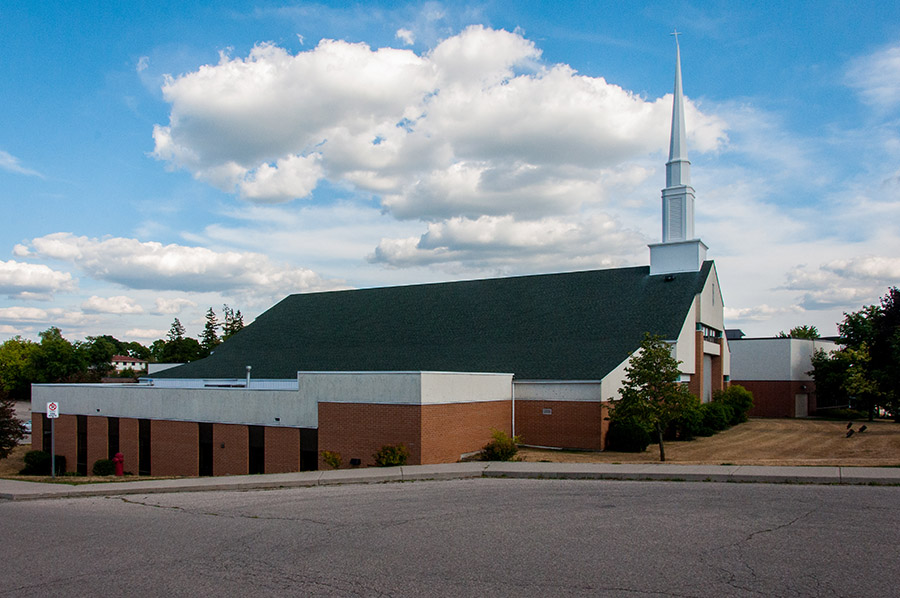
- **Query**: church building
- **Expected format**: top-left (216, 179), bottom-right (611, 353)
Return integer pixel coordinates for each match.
top-left (32, 40), bottom-right (729, 476)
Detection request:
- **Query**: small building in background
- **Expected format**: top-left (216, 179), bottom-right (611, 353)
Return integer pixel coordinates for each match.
top-left (728, 335), bottom-right (838, 417)
top-left (110, 355), bottom-right (148, 372)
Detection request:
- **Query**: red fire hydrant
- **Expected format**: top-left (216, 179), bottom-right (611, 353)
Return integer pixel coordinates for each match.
top-left (113, 452), bottom-right (125, 477)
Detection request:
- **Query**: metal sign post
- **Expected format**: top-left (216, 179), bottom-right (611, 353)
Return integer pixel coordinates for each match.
top-left (47, 402), bottom-right (59, 477)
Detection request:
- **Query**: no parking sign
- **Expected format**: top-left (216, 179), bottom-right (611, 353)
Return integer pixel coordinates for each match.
top-left (47, 402), bottom-right (59, 419)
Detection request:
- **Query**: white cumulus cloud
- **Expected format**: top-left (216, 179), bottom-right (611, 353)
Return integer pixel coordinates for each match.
top-left (151, 25), bottom-right (727, 220)
top-left (371, 214), bottom-right (645, 272)
top-left (153, 297), bottom-right (198, 315)
top-left (18, 232), bottom-right (344, 298)
top-left (81, 295), bottom-right (144, 315)
top-left (396, 28), bottom-right (415, 45)
top-left (0, 260), bottom-right (76, 299)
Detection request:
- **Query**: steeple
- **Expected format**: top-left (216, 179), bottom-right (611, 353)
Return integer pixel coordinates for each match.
top-left (666, 35), bottom-right (689, 188)
top-left (649, 32), bottom-right (707, 275)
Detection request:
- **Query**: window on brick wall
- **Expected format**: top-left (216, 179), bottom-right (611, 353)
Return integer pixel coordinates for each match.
top-left (138, 419), bottom-right (151, 476)
top-left (249, 426), bottom-right (265, 475)
top-left (198, 423), bottom-right (213, 477)
top-left (76, 415), bottom-right (87, 476)
top-left (108, 417), bottom-right (119, 459)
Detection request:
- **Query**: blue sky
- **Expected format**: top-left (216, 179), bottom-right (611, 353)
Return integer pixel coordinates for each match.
top-left (2, 1), bottom-right (899, 344)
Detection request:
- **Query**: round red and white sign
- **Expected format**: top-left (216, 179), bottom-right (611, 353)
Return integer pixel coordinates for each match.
top-left (47, 402), bottom-right (59, 419)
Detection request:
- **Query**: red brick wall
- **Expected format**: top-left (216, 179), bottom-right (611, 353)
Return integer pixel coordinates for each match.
top-left (711, 338), bottom-right (725, 395)
top-left (119, 418), bottom-right (140, 474)
top-left (86, 417), bottom-right (108, 470)
top-left (31, 415), bottom-right (42, 451)
top-left (420, 400), bottom-right (511, 464)
top-left (687, 330), bottom-right (704, 399)
top-left (213, 423), bottom-right (249, 476)
top-left (151, 420), bottom-right (198, 476)
top-left (600, 403), bottom-right (610, 448)
top-left (265, 427), bottom-right (300, 473)
top-left (53, 414), bottom-right (78, 472)
top-left (318, 403), bottom-right (421, 468)
top-left (737, 380), bottom-right (815, 418)
top-left (515, 400), bottom-right (605, 450)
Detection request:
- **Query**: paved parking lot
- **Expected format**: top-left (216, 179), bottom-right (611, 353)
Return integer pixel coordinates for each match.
top-left (2, 478), bottom-right (898, 597)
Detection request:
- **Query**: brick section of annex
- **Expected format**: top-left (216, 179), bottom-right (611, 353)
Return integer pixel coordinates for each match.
top-left (86, 417), bottom-right (108, 470)
top-left (151, 420), bottom-right (199, 477)
top-left (515, 401), bottom-right (608, 450)
top-left (212, 423), bottom-right (249, 476)
top-left (740, 380), bottom-right (818, 418)
top-left (265, 427), bottom-right (301, 473)
top-left (420, 401), bottom-right (511, 464)
top-left (318, 403), bottom-right (421, 468)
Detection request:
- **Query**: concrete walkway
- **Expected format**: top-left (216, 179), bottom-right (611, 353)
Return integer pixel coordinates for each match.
top-left (2, 462), bottom-right (899, 501)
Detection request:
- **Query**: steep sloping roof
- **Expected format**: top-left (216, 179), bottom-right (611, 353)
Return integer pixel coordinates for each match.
top-left (154, 262), bottom-right (713, 381)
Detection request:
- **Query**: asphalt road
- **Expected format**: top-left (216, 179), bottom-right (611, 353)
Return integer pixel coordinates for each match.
top-left (2, 479), bottom-right (897, 597)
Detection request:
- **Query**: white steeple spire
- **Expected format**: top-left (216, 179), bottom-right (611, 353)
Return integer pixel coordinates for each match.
top-left (666, 33), bottom-right (690, 188)
top-left (649, 32), bottom-right (707, 275)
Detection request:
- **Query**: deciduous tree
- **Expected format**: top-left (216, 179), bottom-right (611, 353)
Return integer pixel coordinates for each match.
top-left (0, 397), bottom-right (25, 460)
top-left (611, 333), bottom-right (697, 461)
top-left (777, 325), bottom-right (819, 339)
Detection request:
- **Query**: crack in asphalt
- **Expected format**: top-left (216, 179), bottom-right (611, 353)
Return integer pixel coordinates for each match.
top-left (114, 495), bottom-right (332, 526)
top-left (711, 509), bottom-right (817, 597)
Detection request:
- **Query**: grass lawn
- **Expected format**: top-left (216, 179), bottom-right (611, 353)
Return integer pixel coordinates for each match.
top-left (518, 417), bottom-right (900, 466)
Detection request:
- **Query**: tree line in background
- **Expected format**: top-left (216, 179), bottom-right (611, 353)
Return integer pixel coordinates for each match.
top-left (810, 287), bottom-right (900, 422)
top-left (0, 305), bottom-right (243, 402)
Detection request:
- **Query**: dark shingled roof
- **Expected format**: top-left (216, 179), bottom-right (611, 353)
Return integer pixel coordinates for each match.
top-left (154, 261), bottom-right (713, 381)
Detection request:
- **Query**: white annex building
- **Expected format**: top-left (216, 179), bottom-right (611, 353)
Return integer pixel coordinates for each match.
top-left (33, 39), bottom-right (730, 476)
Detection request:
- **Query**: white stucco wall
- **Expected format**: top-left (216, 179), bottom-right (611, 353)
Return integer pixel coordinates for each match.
top-left (420, 372), bottom-right (513, 404)
top-left (514, 380), bottom-right (602, 402)
top-left (32, 384), bottom-right (317, 427)
top-left (729, 338), bottom-right (837, 382)
top-left (513, 355), bottom-right (630, 403)
top-left (305, 371), bottom-right (511, 405)
top-left (32, 371), bottom-right (514, 428)
top-left (673, 300), bottom-right (697, 374)
top-left (697, 263), bottom-right (725, 331)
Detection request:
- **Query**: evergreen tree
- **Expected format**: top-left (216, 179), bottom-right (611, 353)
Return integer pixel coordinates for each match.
top-left (200, 307), bottom-right (221, 356)
top-left (222, 305), bottom-right (245, 340)
top-left (167, 318), bottom-right (186, 342)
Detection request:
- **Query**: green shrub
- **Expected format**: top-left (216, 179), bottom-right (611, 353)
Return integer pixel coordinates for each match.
top-left (20, 450), bottom-right (66, 476)
top-left (373, 443), bottom-right (410, 467)
top-left (321, 450), bottom-right (342, 470)
top-left (701, 402), bottom-right (733, 432)
top-left (606, 418), bottom-right (652, 452)
top-left (665, 398), bottom-right (703, 441)
top-left (480, 429), bottom-right (520, 461)
top-left (92, 459), bottom-right (115, 476)
top-left (713, 385), bottom-right (754, 424)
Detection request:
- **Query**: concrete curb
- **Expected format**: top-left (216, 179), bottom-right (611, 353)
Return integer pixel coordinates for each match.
top-left (2, 463), bottom-right (899, 501)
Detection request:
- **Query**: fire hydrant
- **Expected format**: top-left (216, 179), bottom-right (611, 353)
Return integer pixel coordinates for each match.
top-left (113, 452), bottom-right (125, 477)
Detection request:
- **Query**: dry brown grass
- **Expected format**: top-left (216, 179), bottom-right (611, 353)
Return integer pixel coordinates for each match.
top-left (4, 419), bottom-right (899, 480)
top-left (519, 418), bottom-right (900, 467)
top-left (0, 444), bottom-right (178, 483)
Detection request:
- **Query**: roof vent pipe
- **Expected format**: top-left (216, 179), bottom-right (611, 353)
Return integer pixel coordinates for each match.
top-left (246, 365), bottom-right (252, 389)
